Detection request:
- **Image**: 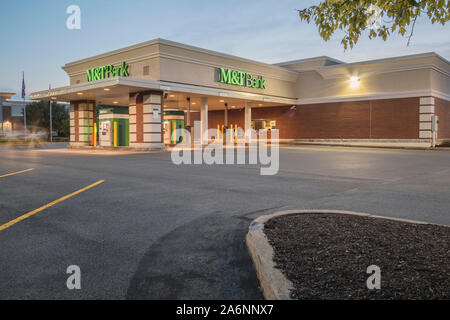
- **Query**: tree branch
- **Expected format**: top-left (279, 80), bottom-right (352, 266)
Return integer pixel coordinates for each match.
top-left (407, 16), bottom-right (418, 46)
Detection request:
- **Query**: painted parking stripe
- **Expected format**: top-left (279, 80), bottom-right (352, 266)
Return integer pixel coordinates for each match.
top-left (0, 168), bottom-right (35, 179)
top-left (0, 180), bottom-right (104, 232)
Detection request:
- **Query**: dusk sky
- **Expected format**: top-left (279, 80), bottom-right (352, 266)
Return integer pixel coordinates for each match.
top-left (1, 0), bottom-right (449, 99)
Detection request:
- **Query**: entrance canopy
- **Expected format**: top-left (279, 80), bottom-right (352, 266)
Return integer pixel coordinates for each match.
top-left (30, 77), bottom-right (296, 110)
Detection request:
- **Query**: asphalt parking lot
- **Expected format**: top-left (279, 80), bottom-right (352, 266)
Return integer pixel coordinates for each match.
top-left (0, 143), bottom-right (449, 299)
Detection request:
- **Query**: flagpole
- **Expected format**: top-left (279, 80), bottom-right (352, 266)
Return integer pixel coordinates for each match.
top-left (22, 72), bottom-right (27, 139)
top-left (23, 98), bottom-right (26, 139)
top-left (49, 84), bottom-right (52, 142)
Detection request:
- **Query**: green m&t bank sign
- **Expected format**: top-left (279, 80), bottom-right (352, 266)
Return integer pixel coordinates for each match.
top-left (218, 68), bottom-right (266, 89)
top-left (86, 61), bottom-right (129, 82)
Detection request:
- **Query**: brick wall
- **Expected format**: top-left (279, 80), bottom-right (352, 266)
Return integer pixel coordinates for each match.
top-left (435, 97), bottom-right (450, 139)
top-left (207, 97), bottom-right (420, 140)
top-left (371, 98), bottom-right (419, 139)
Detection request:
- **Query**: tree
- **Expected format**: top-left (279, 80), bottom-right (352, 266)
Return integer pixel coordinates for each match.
top-left (59, 118), bottom-right (70, 138)
top-left (298, 0), bottom-right (449, 49)
top-left (25, 100), bottom-right (70, 137)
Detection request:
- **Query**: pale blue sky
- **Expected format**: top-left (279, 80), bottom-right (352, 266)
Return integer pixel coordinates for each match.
top-left (1, 0), bottom-right (449, 99)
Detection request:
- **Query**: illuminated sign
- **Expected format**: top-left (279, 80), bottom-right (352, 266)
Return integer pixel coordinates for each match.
top-left (218, 68), bottom-right (266, 89)
top-left (86, 61), bottom-right (129, 82)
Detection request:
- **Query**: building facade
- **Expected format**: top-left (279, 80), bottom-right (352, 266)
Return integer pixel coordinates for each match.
top-left (30, 38), bottom-right (450, 149)
top-left (0, 92), bottom-right (29, 135)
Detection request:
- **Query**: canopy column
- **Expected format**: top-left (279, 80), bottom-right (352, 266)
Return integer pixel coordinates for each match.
top-left (129, 91), bottom-right (164, 150)
top-left (69, 100), bottom-right (95, 147)
top-left (200, 97), bottom-right (208, 144)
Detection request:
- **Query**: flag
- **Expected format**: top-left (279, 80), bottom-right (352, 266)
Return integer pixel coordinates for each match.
top-left (21, 72), bottom-right (26, 99)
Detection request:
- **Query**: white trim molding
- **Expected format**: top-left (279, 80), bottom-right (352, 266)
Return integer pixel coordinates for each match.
top-left (30, 79), bottom-right (448, 107)
top-left (297, 89), bottom-right (450, 105)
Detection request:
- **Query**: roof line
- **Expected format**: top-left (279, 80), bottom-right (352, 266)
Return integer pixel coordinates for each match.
top-left (62, 38), bottom-right (298, 74)
top-left (317, 52), bottom-right (450, 71)
top-left (274, 56), bottom-right (344, 66)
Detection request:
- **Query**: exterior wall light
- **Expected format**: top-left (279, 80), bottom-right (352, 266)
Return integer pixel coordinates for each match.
top-left (350, 76), bottom-right (360, 83)
top-left (349, 76), bottom-right (360, 88)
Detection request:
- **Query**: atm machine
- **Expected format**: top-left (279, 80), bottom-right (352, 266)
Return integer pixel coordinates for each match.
top-left (99, 120), bottom-right (112, 147)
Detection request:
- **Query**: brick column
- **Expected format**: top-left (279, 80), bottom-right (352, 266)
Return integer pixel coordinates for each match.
top-left (419, 97), bottom-right (435, 141)
top-left (129, 91), bottom-right (164, 150)
top-left (70, 101), bottom-right (95, 147)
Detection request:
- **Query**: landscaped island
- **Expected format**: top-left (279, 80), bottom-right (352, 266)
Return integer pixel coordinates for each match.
top-left (264, 213), bottom-right (450, 300)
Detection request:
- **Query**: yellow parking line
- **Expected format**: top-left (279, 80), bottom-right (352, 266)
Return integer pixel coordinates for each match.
top-left (0, 180), bottom-right (104, 232)
top-left (0, 168), bottom-right (35, 179)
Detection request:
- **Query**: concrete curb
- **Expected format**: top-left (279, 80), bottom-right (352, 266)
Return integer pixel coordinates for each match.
top-left (67, 145), bottom-right (165, 153)
top-left (246, 223), bottom-right (294, 300)
top-left (0, 143), bottom-right (51, 149)
top-left (246, 209), bottom-right (448, 300)
top-left (281, 143), bottom-right (450, 151)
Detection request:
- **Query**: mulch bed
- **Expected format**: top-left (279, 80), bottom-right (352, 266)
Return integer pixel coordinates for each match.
top-left (264, 213), bottom-right (450, 300)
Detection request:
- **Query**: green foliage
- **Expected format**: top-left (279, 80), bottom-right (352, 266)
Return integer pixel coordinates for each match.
top-left (25, 100), bottom-right (70, 137)
top-left (59, 118), bottom-right (70, 137)
top-left (298, 0), bottom-right (449, 49)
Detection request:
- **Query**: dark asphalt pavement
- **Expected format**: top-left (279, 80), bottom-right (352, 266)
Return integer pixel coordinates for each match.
top-left (0, 143), bottom-right (449, 299)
